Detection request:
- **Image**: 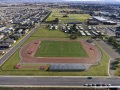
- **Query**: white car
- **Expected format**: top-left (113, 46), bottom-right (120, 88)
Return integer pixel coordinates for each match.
top-left (84, 84), bottom-right (88, 86)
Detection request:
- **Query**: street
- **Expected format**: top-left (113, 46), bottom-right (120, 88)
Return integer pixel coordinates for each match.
top-left (0, 76), bottom-right (119, 87)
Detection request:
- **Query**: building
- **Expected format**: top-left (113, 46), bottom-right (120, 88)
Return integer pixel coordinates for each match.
top-left (92, 16), bottom-right (117, 25)
top-left (0, 35), bottom-right (4, 40)
top-left (0, 50), bottom-right (5, 55)
top-left (87, 20), bottom-right (99, 25)
top-left (0, 27), bottom-right (6, 32)
top-left (0, 43), bottom-right (11, 49)
top-left (49, 64), bottom-right (86, 71)
top-left (1, 28), bottom-right (11, 34)
top-left (4, 38), bottom-right (16, 44)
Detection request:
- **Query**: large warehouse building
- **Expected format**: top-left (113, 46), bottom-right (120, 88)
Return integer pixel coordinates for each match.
top-left (92, 16), bottom-right (117, 25)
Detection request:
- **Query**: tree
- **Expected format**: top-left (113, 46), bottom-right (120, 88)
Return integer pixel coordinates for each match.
top-left (63, 14), bottom-right (69, 17)
top-left (69, 34), bottom-right (78, 39)
top-left (54, 18), bottom-right (59, 23)
top-left (114, 41), bottom-right (119, 48)
top-left (52, 26), bottom-right (55, 30)
top-left (108, 37), bottom-right (115, 43)
top-left (72, 24), bottom-right (78, 32)
top-left (14, 36), bottom-right (19, 40)
top-left (112, 61), bottom-right (119, 65)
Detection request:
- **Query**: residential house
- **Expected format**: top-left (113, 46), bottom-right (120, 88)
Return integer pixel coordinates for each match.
top-left (4, 38), bottom-right (16, 44)
top-left (0, 43), bottom-right (11, 49)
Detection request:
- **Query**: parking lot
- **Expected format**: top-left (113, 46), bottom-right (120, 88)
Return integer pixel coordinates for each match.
top-left (99, 27), bottom-right (116, 37)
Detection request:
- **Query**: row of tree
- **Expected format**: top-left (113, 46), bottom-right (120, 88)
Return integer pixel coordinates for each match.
top-left (108, 37), bottom-right (120, 49)
top-left (112, 59), bottom-right (120, 70)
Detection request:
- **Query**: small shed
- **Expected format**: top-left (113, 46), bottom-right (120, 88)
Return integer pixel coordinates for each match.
top-left (40, 66), bottom-right (46, 70)
top-left (14, 65), bottom-right (21, 69)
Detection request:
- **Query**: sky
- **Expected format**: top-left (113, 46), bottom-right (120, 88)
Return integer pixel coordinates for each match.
top-left (66, 0), bottom-right (120, 1)
top-left (0, 0), bottom-right (120, 2)
top-left (66, 0), bottom-right (99, 1)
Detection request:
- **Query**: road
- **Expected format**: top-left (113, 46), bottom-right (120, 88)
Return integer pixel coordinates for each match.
top-left (96, 40), bottom-right (120, 58)
top-left (0, 76), bottom-right (119, 87)
top-left (0, 23), bottom-right (41, 66)
top-left (96, 40), bottom-right (120, 76)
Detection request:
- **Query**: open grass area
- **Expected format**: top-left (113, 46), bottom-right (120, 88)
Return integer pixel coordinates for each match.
top-left (0, 45), bottom-right (109, 76)
top-left (0, 15), bottom-right (109, 75)
top-left (31, 26), bottom-right (67, 38)
top-left (46, 9), bottom-right (91, 23)
top-left (35, 41), bottom-right (88, 57)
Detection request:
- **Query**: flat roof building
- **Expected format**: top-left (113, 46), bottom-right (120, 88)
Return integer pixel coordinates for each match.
top-left (92, 16), bottom-right (117, 25)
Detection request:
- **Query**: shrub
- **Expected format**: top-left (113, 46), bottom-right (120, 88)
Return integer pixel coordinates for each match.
top-left (112, 61), bottom-right (120, 65)
top-left (70, 34), bottom-right (78, 39)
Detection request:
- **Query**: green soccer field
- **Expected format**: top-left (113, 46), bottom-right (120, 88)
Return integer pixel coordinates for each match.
top-left (35, 41), bottom-right (88, 57)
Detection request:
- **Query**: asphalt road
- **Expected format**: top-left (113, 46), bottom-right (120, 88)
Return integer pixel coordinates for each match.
top-left (0, 76), bottom-right (119, 87)
top-left (0, 23), bottom-right (41, 66)
top-left (96, 40), bottom-right (120, 76)
top-left (96, 40), bottom-right (120, 58)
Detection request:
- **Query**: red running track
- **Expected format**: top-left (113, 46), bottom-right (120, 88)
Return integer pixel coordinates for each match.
top-left (19, 39), bottom-right (100, 64)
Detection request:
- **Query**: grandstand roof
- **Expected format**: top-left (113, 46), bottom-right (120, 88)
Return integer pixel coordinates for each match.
top-left (49, 64), bottom-right (86, 71)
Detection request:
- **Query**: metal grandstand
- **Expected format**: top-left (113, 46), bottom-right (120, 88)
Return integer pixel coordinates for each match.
top-left (49, 64), bottom-right (86, 71)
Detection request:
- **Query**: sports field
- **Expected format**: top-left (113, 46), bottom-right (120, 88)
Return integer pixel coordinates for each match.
top-left (35, 41), bottom-right (88, 57)
top-left (46, 9), bottom-right (91, 23)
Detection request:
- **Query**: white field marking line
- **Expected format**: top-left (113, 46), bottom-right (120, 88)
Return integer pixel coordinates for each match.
top-left (96, 41), bottom-right (112, 77)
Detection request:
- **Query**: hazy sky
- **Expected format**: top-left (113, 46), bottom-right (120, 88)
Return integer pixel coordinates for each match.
top-left (66, 0), bottom-right (119, 1)
top-left (66, 0), bottom-right (100, 1)
top-left (0, 0), bottom-right (120, 2)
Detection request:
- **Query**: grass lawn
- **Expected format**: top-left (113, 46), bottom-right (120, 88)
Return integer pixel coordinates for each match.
top-left (0, 45), bottom-right (109, 76)
top-left (0, 16), bottom-right (109, 76)
top-left (35, 41), bottom-right (88, 57)
top-left (46, 9), bottom-right (91, 23)
top-left (31, 26), bottom-right (67, 38)
top-left (115, 69), bottom-right (120, 76)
